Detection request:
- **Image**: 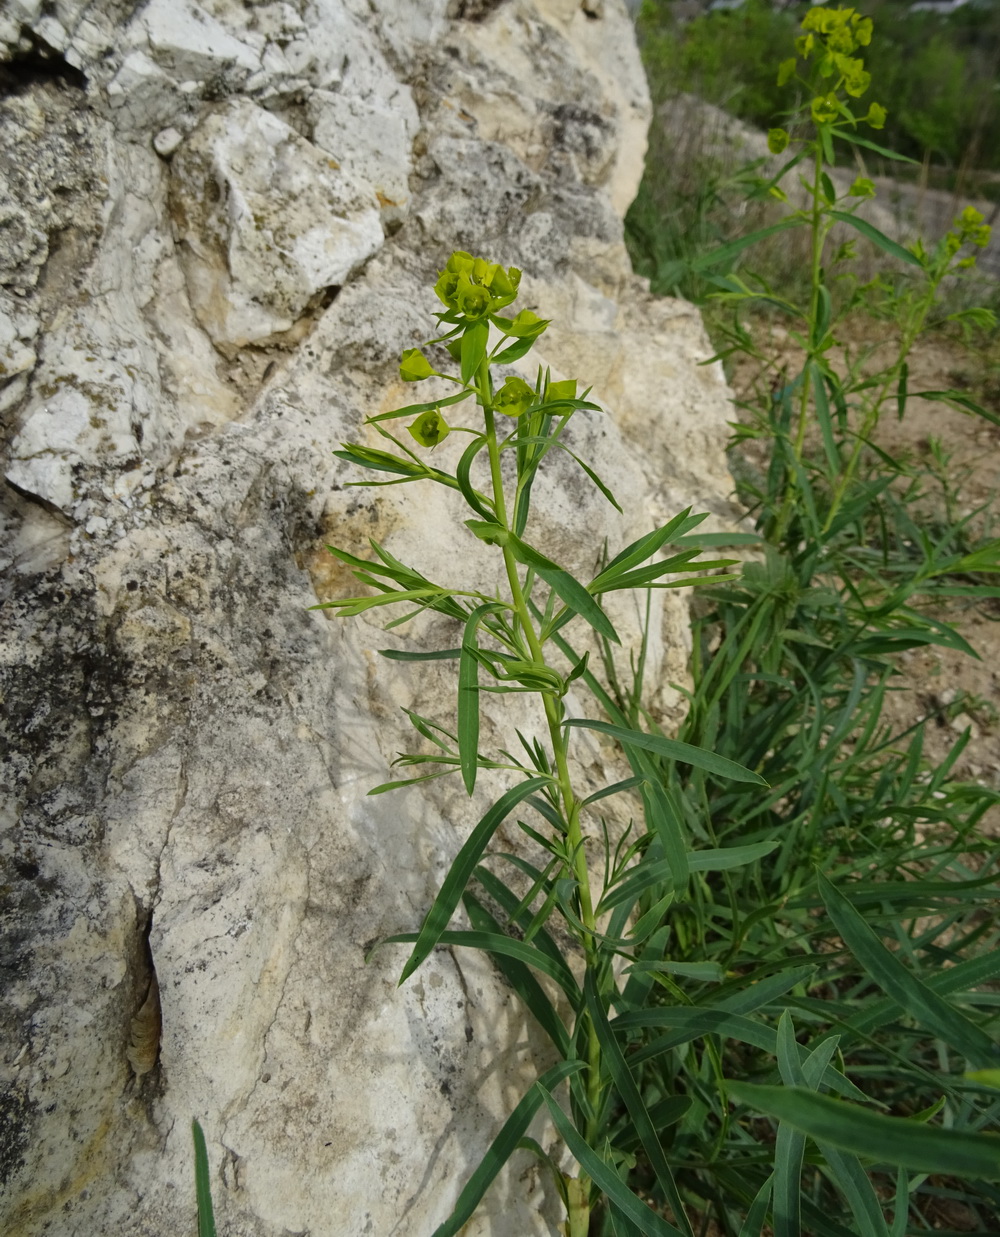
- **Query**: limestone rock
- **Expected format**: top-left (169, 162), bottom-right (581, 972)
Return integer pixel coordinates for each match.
top-left (0, 3), bottom-right (741, 1236)
top-left (169, 98), bottom-right (385, 352)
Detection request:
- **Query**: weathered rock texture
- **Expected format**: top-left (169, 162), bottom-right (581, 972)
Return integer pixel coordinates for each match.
top-left (0, 2), bottom-right (736, 1235)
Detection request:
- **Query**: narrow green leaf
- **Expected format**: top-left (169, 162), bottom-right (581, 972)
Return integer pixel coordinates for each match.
top-left (459, 604), bottom-right (501, 795)
top-left (584, 972), bottom-right (695, 1237)
top-left (463, 893), bottom-right (570, 1053)
top-left (689, 841), bottom-right (778, 871)
top-left (368, 388), bottom-right (474, 423)
top-left (398, 777), bottom-right (550, 984)
top-left (819, 1145), bottom-right (891, 1237)
top-left (635, 777), bottom-right (686, 888)
top-left (461, 320), bottom-right (489, 384)
top-left (690, 218), bottom-right (805, 272)
top-left (820, 874), bottom-right (999, 1068)
top-left (582, 775), bottom-right (646, 806)
top-left (828, 211), bottom-right (922, 267)
top-left (492, 335), bottom-right (536, 365)
top-left (456, 436), bottom-right (496, 521)
top-left (333, 445), bottom-right (427, 478)
top-left (506, 533), bottom-right (620, 644)
top-left (774, 1121), bottom-right (805, 1237)
top-left (889, 1170), bottom-right (909, 1237)
top-left (537, 1089), bottom-right (689, 1237)
top-left (810, 364), bottom-right (840, 477)
top-left (832, 131), bottom-right (920, 163)
top-left (738, 1175), bottom-right (773, 1237)
top-left (626, 960), bottom-right (724, 982)
top-left (590, 509), bottom-right (706, 592)
top-left (910, 389), bottom-right (1000, 428)
top-left (379, 647), bottom-right (462, 662)
top-left (430, 1061), bottom-right (584, 1237)
top-left (565, 719), bottom-right (767, 785)
top-left (729, 1083), bottom-right (1000, 1178)
top-left (192, 1119), bottom-right (217, 1237)
top-left (387, 927), bottom-right (581, 1001)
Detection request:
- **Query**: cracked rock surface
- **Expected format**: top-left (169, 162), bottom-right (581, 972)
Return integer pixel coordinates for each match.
top-left (0, 2), bottom-right (738, 1234)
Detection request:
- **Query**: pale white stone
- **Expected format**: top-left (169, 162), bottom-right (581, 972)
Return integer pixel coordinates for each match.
top-left (152, 126), bottom-right (184, 157)
top-left (170, 98), bottom-right (384, 350)
top-left (106, 50), bottom-right (182, 130)
top-left (307, 85), bottom-right (418, 223)
top-left (140, 0), bottom-right (261, 80)
top-left (33, 14), bottom-right (68, 50)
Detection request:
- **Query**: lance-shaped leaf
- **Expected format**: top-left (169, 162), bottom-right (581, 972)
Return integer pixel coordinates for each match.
top-left (465, 522), bottom-right (620, 644)
top-left (828, 210), bottom-right (922, 268)
top-left (398, 776), bottom-right (550, 983)
top-left (565, 719), bottom-right (766, 784)
top-left (429, 1061), bottom-right (583, 1237)
top-left (729, 1083), bottom-right (1000, 1178)
top-left (819, 874), bottom-right (999, 1068)
top-left (589, 509), bottom-right (708, 593)
top-left (538, 1090), bottom-right (689, 1237)
top-left (368, 387), bottom-right (474, 424)
top-left (192, 1120), bottom-right (217, 1237)
top-left (584, 971), bottom-right (694, 1237)
top-left (459, 603), bottom-right (505, 794)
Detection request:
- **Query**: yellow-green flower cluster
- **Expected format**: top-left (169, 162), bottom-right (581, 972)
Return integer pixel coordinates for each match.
top-left (948, 207), bottom-right (992, 268)
top-left (434, 251), bottom-right (520, 322)
top-left (777, 6), bottom-right (885, 131)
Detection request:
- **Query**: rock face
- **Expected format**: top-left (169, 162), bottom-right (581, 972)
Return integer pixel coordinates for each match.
top-left (0, 3), bottom-right (736, 1236)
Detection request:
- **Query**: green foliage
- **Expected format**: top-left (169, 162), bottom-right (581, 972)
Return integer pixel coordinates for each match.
top-left (192, 1119), bottom-right (217, 1237)
top-left (191, 10), bottom-right (1000, 1234)
top-left (321, 247), bottom-right (747, 1235)
top-left (637, 0), bottom-right (1000, 173)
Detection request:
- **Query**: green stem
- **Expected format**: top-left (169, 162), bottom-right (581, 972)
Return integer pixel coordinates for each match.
top-left (822, 271), bottom-right (943, 534)
top-left (776, 139), bottom-right (829, 544)
top-left (477, 354), bottom-right (603, 1222)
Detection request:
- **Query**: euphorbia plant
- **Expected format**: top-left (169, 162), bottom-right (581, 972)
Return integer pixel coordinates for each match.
top-left (318, 250), bottom-right (766, 1236)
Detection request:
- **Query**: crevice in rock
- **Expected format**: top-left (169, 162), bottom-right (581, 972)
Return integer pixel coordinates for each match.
top-left (0, 33), bottom-right (87, 97)
top-left (447, 0), bottom-right (511, 22)
top-left (126, 912), bottom-right (162, 1081)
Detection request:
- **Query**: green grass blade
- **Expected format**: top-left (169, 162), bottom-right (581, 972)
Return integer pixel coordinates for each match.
top-left (565, 719), bottom-right (767, 784)
top-left (537, 1089), bottom-right (689, 1237)
top-left (192, 1119), bottom-right (217, 1237)
top-left (430, 1061), bottom-right (584, 1237)
top-left (819, 874), bottom-right (999, 1067)
top-left (398, 776), bottom-right (550, 984)
top-left (728, 1083), bottom-right (1000, 1178)
top-left (584, 972), bottom-right (695, 1237)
